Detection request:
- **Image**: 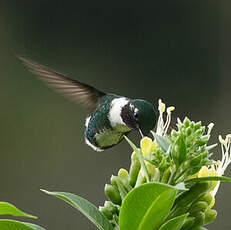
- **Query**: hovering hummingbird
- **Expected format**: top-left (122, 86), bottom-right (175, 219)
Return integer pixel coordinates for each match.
top-left (19, 57), bottom-right (157, 151)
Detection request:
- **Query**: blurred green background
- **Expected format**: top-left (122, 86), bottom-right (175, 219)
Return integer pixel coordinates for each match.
top-left (0, 1), bottom-right (231, 229)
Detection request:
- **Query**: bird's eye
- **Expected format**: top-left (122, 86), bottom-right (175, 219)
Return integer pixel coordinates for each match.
top-left (134, 112), bottom-right (139, 119)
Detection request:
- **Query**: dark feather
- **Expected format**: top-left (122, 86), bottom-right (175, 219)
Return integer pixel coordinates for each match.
top-left (19, 57), bottom-right (105, 112)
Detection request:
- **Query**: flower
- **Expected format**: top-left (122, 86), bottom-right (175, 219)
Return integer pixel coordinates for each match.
top-left (140, 137), bottom-right (157, 156)
top-left (198, 165), bottom-right (218, 190)
top-left (211, 134), bottom-right (231, 196)
top-left (156, 99), bottom-right (175, 136)
top-left (102, 99), bottom-right (231, 229)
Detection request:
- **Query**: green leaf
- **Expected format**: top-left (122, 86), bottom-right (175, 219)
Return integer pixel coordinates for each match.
top-left (124, 136), bottom-right (150, 182)
top-left (41, 189), bottom-right (113, 230)
top-left (0, 202), bottom-right (37, 219)
top-left (152, 132), bottom-right (170, 152)
top-left (159, 213), bottom-right (189, 230)
top-left (119, 182), bottom-right (177, 230)
top-left (175, 135), bottom-right (187, 165)
top-left (185, 176), bottom-right (231, 184)
top-left (0, 219), bottom-right (45, 230)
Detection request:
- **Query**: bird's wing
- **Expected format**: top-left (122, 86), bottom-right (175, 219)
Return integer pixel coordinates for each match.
top-left (19, 57), bottom-right (105, 112)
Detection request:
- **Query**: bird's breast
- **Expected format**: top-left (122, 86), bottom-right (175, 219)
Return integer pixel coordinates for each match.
top-left (94, 128), bottom-right (124, 149)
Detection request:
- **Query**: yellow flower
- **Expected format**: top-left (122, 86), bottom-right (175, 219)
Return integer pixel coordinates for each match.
top-left (198, 165), bottom-right (218, 190)
top-left (198, 165), bottom-right (218, 209)
top-left (140, 137), bottom-right (156, 156)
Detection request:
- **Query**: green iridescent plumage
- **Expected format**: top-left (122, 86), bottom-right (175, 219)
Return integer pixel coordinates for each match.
top-left (84, 94), bottom-right (130, 149)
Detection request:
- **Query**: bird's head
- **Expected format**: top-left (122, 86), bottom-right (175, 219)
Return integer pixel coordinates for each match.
top-left (121, 99), bottom-right (157, 136)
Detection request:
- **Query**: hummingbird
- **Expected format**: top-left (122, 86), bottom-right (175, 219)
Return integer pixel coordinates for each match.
top-left (19, 57), bottom-right (157, 152)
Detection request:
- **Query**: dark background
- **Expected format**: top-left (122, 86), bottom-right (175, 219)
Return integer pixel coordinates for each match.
top-left (1, 1), bottom-right (231, 229)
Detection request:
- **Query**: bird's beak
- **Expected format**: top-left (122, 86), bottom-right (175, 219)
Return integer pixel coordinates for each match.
top-left (139, 129), bottom-right (144, 138)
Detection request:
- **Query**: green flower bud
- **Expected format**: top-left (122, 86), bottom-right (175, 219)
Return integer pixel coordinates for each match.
top-left (175, 182), bottom-right (210, 207)
top-left (135, 169), bottom-right (146, 187)
top-left (181, 217), bottom-right (195, 230)
top-left (161, 167), bottom-right (171, 183)
top-left (171, 130), bottom-right (178, 138)
top-left (195, 129), bottom-right (203, 136)
top-left (118, 168), bottom-right (132, 191)
top-left (189, 166), bottom-right (202, 175)
top-left (194, 121), bottom-right (202, 130)
top-left (129, 152), bottom-right (141, 187)
top-left (195, 137), bottom-right (209, 147)
top-left (151, 167), bottom-right (160, 182)
top-left (183, 117), bottom-right (190, 127)
top-left (198, 193), bottom-right (213, 206)
top-left (171, 135), bottom-right (187, 167)
top-left (159, 157), bottom-right (167, 172)
top-left (190, 155), bottom-right (203, 167)
top-left (189, 201), bottom-right (208, 215)
top-left (110, 175), bottom-right (117, 186)
top-left (186, 127), bottom-right (192, 136)
top-left (110, 176), bottom-right (128, 199)
top-left (191, 212), bottom-right (205, 228)
top-left (146, 162), bottom-right (156, 179)
top-left (190, 121), bottom-right (195, 129)
top-left (99, 206), bottom-right (113, 220)
top-left (168, 205), bottom-right (189, 219)
top-left (195, 126), bottom-right (205, 136)
top-left (104, 184), bottom-right (121, 205)
top-left (104, 201), bottom-right (119, 215)
top-left (204, 209), bottom-right (217, 225)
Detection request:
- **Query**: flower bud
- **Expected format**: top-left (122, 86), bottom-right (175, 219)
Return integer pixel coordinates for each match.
top-left (99, 206), bottom-right (113, 220)
top-left (195, 136), bottom-right (209, 146)
top-left (129, 152), bottom-right (141, 187)
top-left (190, 155), bottom-right (203, 167)
top-left (168, 205), bottom-right (189, 219)
top-left (146, 162), bottom-right (156, 178)
top-left (181, 217), bottom-right (195, 230)
top-left (190, 121), bottom-right (195, 129)
top-left (195, 126), bottom-right (205, 136)
top-left (118, 168), bottom-right (132, 190)
top-left (110, 176), bottom-right (128, 199)
top-left (161, 167), bottom-right (171, 183)
top-left (159, 157), bottom-right (167, 172)
top-left (194, 121), bottom-right (202, 130)
top-left (183, 117), bottom-right (190, 127)
top-left (191, 212), bottom-right (205, 228)
top-left (186, 127), bottom-right (192, 136)
top-left (171, 130), bottom-right (178, 138)
top-left (104, 184), bottom-right (121, 205)
top-left (176, 182), bottom-right (210, 207)
top-left (104, 201), bottom-right (119, 215)
top-left (204, 209), bottom-right (217, 225)
top-left (135, 169), bottom-right (146, 187)
top-left (151, 167), bottom-right (160, 182)
top-left (198, 193), bottom-right (213, 206)
top-left (189, 201), bottom-right (208, 215)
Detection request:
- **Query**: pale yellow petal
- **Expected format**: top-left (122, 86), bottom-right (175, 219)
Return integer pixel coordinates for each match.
top-left (140, 137), bottom-right (152, 156)
top-left (208, 195), bottom-right (215, 209)
top-left (198, 166), bottom-right (218, 190)
top-left (198, 166), bottom-right (209, 177)
top-left (151, 140), bottom-right (157, 152)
